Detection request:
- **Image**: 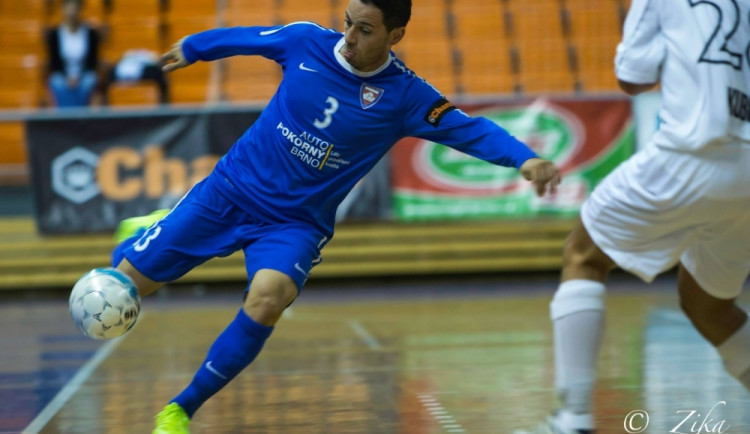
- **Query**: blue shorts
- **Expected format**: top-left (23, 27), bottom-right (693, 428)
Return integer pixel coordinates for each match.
top-left (120, 177), bottom-right (327, 290)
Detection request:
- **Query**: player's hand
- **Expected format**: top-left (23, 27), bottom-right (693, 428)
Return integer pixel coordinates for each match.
top-left (161, 37), bottom-right (189, 73)
top-left (519, 158), bottom-right (561, 197)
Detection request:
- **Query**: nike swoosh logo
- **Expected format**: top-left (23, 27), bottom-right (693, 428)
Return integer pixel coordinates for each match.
top-left (294, 262), bottom-right (308, 276)
top-left (259, 28), bottom-right (283, 36)
top-left (299, 63), bottom-right (318, 72)
top-left (205, 361), bottom-right (228, 379)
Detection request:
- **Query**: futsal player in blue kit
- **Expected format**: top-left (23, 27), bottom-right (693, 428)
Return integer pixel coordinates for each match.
top-left (97, 0), bottom-right (562, 432)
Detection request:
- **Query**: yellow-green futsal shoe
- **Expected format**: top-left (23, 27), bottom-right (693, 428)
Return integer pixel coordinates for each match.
top-left (114, 209), bottom-right (170, 243)
top-left (153, 402), bottom-right (190, 434)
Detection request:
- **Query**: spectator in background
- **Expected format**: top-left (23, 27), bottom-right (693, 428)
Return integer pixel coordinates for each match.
top-left (46, 0), bottom-right (100, 107)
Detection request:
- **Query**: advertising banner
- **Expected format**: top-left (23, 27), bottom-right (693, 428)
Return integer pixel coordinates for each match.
top-left (390, 97), bottom-right (634, 221)
top-left (26, 107), bottom-right (392, 234)
top-left (26, 109), bottom-right (256, 234)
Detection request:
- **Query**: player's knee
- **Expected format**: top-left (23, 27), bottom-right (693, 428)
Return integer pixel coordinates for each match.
top-left (562, 228), bottom-right (613, 279)
top-left (245, 288), bottom-right (287, 314)
top-left (244, 270), bottom-right (298, 324)
top-left (563, 231), bottom-right (592, 266)
top-left (550, 280), bottom-right (606, 320)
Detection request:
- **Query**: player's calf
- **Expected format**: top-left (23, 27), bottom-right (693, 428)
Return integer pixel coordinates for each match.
top-left (678, 266), bottom-right (750, 389)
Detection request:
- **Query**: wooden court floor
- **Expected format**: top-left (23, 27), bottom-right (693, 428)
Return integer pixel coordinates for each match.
top-left (4, 275), bottom-right (750, 434)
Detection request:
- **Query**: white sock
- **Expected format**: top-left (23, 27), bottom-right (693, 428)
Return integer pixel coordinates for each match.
top-left (717, 317), bottom-right (750, 389)
top-left (550, 279), bottom-right (606, 430)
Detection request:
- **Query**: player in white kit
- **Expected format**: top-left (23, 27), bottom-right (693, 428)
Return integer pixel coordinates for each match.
top-left (517, 0), bottom-right (750, 432)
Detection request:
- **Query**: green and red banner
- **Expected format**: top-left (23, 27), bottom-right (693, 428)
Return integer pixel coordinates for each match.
top-left (391, 97), bottom-right (634, 221)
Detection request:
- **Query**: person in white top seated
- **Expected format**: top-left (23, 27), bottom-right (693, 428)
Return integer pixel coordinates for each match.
top-left (46, 0), bottom-right (100, 107)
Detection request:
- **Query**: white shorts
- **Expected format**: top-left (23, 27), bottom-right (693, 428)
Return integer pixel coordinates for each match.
top-left (581, 144), bottom-right (750, 299)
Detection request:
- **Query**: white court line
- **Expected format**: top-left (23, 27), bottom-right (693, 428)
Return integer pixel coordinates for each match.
top-left (349, 320), bottom-right (382, 350)
top-left (418, 394), bottom-right (467, 433)
top-left (23, 336), bottom-right (124, 434)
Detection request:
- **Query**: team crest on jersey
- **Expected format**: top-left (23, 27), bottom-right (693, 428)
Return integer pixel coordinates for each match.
top-left (360, 83), bottom-right (384, 109)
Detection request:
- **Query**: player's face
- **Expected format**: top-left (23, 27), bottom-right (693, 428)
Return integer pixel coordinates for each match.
top-left (341, 0), bottom-right (405, 72)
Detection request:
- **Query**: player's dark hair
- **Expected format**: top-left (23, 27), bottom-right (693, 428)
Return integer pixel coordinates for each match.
top-left (360, 0), bottom-right (411, 31)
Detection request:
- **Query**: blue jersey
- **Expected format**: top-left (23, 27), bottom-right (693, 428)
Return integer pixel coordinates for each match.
top-left (182, 22), bottom-right (537, 237)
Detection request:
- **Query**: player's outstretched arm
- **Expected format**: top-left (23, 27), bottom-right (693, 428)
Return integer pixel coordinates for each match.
top-left (161, 37), bottom-right (190, 73)
top-left (520, 158), bottom-right (561, 197)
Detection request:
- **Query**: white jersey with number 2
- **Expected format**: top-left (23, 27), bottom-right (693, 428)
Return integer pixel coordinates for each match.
top-left (615, 0), bottom-right (750, 151)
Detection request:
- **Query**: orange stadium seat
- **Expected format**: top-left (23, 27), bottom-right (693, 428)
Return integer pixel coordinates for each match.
top-left (163, 16), bottom-right (217, 103)
top-left (0, 55), bottom-right (43, 109)
top-left (396, 39), bottom-right (455, 94)
top-left (565, 0), bottom-right (622, 92)
top-left (455, 39), bottom-right (515, 96)
top-left (407, 0), bottom-right (448, 38)
top-left (165, 0), bottom-right (217, 19)
top-left (507, 0), bottom-right (565, 40)
top-left (565, 0), bottom-right (622, 38)
top-left (0, 19), bottom-right (44, 57)
top-left (507, 0), bottom-right (574, 93)
top-left (165, 58), bottom-right (214, 104)
top-left (168, 71), bottom-right (214, 104)
top-left (102, 17), bottom-right (162, 63)
top-left (514, 38), bottom-right (573, 94)
top-left (224, 0), bottom-right (278, 27)
top-left (108, 81), bottom-right (161, 106)
top-left (223, 56), bottom-right (281, 103)
top-left (0, 121), bottom-right (28, 185)
top-left (0, 0), bottom-right (46, 19)
top-left (451, 0), bottom-right (506, 41)
top-left (573, 39), bottom-right (619, 91)
top-left (221, 3), bottom-right (281, 103)
top-left (451, 0), bottom-right (512, 96)
top-left (164, 15), bottom-right (216, 45)
top-left (80, 0), bottom-right (107, 23)
top-left (225, 0), bottom-right (276, 16)
top-left (108, 0), bottom-right (162, 19)
top-left (277, 0), bottom-right (336, 28)
top-left (225, 11), bottom-right (278, 28)
top-left (397, 0), bottom-right (453, 91)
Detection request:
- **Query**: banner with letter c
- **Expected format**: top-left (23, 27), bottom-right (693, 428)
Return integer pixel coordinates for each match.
top-left (26, 108), bottom-right (257, 234)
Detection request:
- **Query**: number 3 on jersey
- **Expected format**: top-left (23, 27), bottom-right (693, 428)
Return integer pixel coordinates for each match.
top-left (134, 226), bottom-right (161, 252)
top-left (314, 96), bottom-right (339, 129)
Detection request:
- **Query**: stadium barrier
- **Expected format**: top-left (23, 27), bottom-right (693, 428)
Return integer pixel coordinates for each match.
top-left (1, 96), bottom-right (637, 288)
top-left (0, 216), bottom-right (574, 289)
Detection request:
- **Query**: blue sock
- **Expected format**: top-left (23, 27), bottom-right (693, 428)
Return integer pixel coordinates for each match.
top-left (171, 308), bottom-right (273, 417)
top-left (110, 230), bottom-right (145, 267)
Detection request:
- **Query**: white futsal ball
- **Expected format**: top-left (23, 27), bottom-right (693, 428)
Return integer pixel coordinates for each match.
top-left (69, 267), bottom-right (141, 340)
